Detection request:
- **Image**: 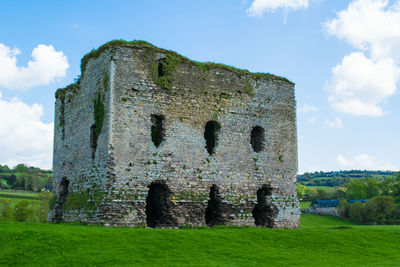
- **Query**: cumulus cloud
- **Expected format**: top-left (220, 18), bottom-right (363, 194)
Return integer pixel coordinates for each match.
top-left (337, 153), bottom-right (399, 170)
top-left (299, 104), bottom-right (318, 113)
top-left (0, 91), bottom-right (53, 169)
top-left (325, 118), bottom-right (344, 128)
top-left (325, 0), bottom-right (400, 60)
top-left (247, 0), bottom-right (308, 16)
top-left (327, 52), bottom-right (399, 116)
top-left (325, 0), bottom-right (400, 117)
top-left (0, 43), bottom-right (69, 90)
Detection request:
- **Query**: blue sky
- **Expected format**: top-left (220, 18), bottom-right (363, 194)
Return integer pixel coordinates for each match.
top-left (0, 0), bottom-right (399, 172)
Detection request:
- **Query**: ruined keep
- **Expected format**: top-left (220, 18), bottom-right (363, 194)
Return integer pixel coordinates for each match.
top-left (49, 40), bottom-right (300, 228)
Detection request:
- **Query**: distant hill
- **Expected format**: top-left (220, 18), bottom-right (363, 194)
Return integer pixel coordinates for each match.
top-left (0, 164), bottom-right (52, 191)
top-left (297, 170), bottom-right (397, 187)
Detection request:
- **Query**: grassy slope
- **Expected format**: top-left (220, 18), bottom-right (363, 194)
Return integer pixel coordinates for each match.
top-left (0, 215), bottom-right (399, 266)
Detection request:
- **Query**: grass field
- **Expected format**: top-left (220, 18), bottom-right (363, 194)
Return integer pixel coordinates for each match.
top-left (0, 190), bottom-right (40, 207)
top-left (300, 201), bottom-right (310, 209)
top-left (0, 214), bottom-right (399, 266)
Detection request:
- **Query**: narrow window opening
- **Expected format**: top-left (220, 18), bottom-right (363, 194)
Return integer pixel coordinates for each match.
top-left (151, 115), bottom-right (165, 148)
top-left (158, 61), bottom-right (164, 77)
top-left (205, 184), bottom-right (224, 226)
top-left (251, 126), bottom-right (265, 153)
top-left (204, 121), bottom-right (221, 155)
top-left (145, 181), bottom-right (177, 228)
top-left (53, 177), bottom-right (69, 223)
top-left (252, 184), bottom-right (278, 228)
top-left (90, 124), bottom-right (97, 158)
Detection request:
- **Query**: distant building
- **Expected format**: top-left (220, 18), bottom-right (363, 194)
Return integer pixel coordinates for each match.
top-left (309, 199), bottom-right (369, 216)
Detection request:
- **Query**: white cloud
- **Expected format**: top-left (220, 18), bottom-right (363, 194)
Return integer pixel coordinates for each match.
top-left (327, 52), bottom-right (399, 116)
top-left (0, 91), bottom-right (53, 169)
top-left (247, 0), bottom-right (308, 16)
top-left (307, 117), bottom-right (316, 123)
top-left (325, 0), bottom-right (400, 60)
top-left (0, 43), bottom-right (69, 90)
top-left (337, 153), bottom-right (399, 170)
top-left (325, 118), bottom-right (344, 128)
top-left (325, 0), bottom-right (400, 117)
top-left (299, 104), bottom-right (318, 113)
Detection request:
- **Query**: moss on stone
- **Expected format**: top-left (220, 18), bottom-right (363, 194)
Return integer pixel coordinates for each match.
top-left (55, 39), bottom-right (293, 98)
top-left (175, 191), bottom-right (208, 202)
top-left (49, 195), bottom-right (57, 210)
top-left (244, 81), bottom-right (255, 96)
top-left (81, 39), bottom-right (293, 85)
top-left (63, 190), bottom-right (105, 211)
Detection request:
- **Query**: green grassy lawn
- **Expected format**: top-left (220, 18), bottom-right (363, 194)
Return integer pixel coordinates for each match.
top-left (0, 215), bottom-right (399, 266)
top-left (300, 201), bottom-right (310, 209)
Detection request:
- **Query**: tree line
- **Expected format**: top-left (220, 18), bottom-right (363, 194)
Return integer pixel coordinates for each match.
top-left (0, 164), bottom-right (52, 192)
top-left (337, 196), bottom-right (400, 224)
top-left (297, 172), bottom-right (400, 201)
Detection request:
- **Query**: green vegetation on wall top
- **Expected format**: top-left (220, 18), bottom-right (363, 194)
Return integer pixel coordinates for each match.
top-left (55, 39), bottom-right (293, 98)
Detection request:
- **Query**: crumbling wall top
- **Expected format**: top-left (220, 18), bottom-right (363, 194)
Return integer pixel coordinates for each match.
top-left (55, 39), bottom-right (294, 98)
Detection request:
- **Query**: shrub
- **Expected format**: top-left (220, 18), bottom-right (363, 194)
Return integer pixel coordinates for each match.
top-left (13, 200), bottom-right (32, 222)
top-left (337, 199), bottom-right (349, 218)
top-left (35, 191), bottom-right (53, 223)
top-left (0, 199), bottom-right (13, 220)
top-left (348, 202), bottom-right (365, 223)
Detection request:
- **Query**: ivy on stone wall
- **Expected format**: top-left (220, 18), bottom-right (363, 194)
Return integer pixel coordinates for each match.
top-left (93, 92), bottom-right (105, 139)
top-left (155, 53), bottom-right (182, 90)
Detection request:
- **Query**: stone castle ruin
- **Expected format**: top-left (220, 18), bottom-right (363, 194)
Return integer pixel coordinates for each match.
top-left (49, 40), bottom-right (300, 228)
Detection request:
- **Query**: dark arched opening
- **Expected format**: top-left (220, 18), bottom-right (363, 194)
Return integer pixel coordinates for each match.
top-left (204, 121), bottom-right (221, 155)
top-left (252, 184), bottom-right (278, 227)
top-left (145, 181), bottom-right (177, 228)
top-left (250, 126), bottom-right (265, 153)
top-left (151, 114), bottom-right (165, 148)
top-left (53, 177), bottom-right (69, 223)
top-left (205, 184), bottom-right (224, 226)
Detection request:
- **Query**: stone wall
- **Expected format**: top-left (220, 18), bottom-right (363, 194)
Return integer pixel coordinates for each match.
top-left (50, 41), bottom-right (299, 228)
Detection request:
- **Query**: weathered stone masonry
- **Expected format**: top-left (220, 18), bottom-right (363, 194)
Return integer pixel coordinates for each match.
top-left (49, 40), bottom-right (300, 228)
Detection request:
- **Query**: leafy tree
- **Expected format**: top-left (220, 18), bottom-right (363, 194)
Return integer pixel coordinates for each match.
top-left (6, 174), bottom-right (17, 187)
top-left (0, 164), bottom-right (10, 173)
top-left (337, 199), bottom-right (349, 218)
top-left (14, 163), bottom-right (29, 173)
top-left (346, 180), bottom-right (367, 200)
top-left (365, 196), bottom-right (395, 223)
top-left (379, 177), bottom-right (395, 196)
top-left (334, 188), bottom-right (346, 199)
top-left (366, 178), bottom-right (381, 198)
top-left (316, 189), bottom-right (329, 200)
top-left (0, 199), bottom-right (13, 220)
top-left (348, 202), bottom-right (365, 223)
top-left (305, 188), bottom-right (318, 201)
top-left (13, 201), bottom-right (32, 222)
top-left (296, 184), bottom-right (306, 199)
